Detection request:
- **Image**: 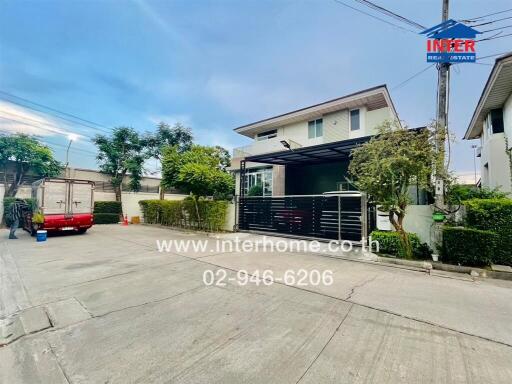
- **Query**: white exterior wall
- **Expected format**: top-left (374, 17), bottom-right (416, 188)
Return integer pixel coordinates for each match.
top-left (234, 106), bottom-right (391, 158)
top-left (504, 94), bottom-right (512, 149)
top-left (366, 106), bottom-right (393, 136)
top-left (480, 116), bottom-right (511, 193)
top-left (323, 109), bottom-right (349, 143)
top-left (1, 183), bottom-right (187, 225)
top-left (402, 205), bottom-right (434, 247)
top-left (278, 120), bottom-right (323, 146)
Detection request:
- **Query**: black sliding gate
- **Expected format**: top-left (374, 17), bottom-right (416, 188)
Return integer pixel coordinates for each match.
top-left (238, 193), bottom-right (368, 242)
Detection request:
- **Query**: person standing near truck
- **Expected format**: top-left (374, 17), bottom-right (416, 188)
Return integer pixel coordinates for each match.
top-left (8, 199), bottom-right (29, 239)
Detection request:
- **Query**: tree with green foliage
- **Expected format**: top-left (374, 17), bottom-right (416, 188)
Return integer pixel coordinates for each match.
top-left (161, 144), bottom-right (234, 222)
top-left (93, 127), bottom-right (149, 202)
top-left (146, 122), bottom-right (193, 159)
top-left (0, 134), bottom-right (62, 197)
top-left (348, 122), bottom-right (436, 259)
top-left (145, 122), bottom-right (193, 199)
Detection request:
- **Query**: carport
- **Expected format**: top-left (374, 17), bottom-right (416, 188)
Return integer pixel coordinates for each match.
top-left (237, 137), bottom-right (376, 242)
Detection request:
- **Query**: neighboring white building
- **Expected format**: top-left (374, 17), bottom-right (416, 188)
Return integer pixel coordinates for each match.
top-left (465, 53), bottom-right (512, 193)
top-left (230, 84), bottom-right (400, 196)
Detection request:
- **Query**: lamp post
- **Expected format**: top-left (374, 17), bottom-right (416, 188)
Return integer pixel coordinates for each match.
top-left (471, 144), bottom-right (477, 185)
top-left (65, 134), bottom-right (78, 178)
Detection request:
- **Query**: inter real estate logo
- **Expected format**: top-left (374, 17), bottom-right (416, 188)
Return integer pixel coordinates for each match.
top-left (420, 19), bottom-right (481, 63)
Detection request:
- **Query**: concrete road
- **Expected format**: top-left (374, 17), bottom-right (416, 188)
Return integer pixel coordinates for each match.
top-left (1, 225), bottom-right (512, 383)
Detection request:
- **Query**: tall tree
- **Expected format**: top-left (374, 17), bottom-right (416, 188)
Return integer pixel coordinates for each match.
top-left (146, 122), bottom-right (193, 159)
top-left (93, 127), bottom-right (148, 202)
top-left (0, 134), bottom-right (62, 197)
top-left (348, 122), bottom-right (436, 259)
top-left (146, 122), bottom-right (193, 198)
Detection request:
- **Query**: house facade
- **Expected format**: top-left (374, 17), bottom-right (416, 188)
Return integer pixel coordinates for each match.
top-left (465, 53), bottom-right (512, 193)
top-left (230, 85), bottom-right (400, 197)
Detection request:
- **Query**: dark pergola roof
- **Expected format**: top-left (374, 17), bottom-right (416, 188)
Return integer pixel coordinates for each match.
top-left (244, 135), bottom-right (373, 165)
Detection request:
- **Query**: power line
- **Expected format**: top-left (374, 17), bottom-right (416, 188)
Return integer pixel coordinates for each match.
top-left (0, 116), bottom-right (95, 141)
top-left (391, 64), bottom-right (435, 91)
top-left (461, 8), bottom-right (512, 22)
top-left (476, 51), bottom-right (511, 60)
top-left (352, 0), bottom-right (426, 30)
top-left (0, 128), bottom-right (97, 156)
top-left (480, 24), bottom-right (512, 34)
top-left (40, 139), bottom-right (98, 156)
top-left (332, 0), bottom-right (417, 34)
top-left (0, 109), bottom-right (93, 139)
top-left (471, 15), bottom-right (512, 27)
top-left (477, 32), bottom-right (512, 42)
top-left (0, 90), bottom-right (112, 134)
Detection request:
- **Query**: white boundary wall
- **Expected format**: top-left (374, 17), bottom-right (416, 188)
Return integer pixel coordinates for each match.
top-left (0, 185), bottom-right (187, 224)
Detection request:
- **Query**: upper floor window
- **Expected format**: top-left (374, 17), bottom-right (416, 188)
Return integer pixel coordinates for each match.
top-left (350, 109), bottom-right (360, 131)
top-left (256, 129), bottom-right (277, 141)
top-left (490, 108), bottom-right (504, 134)
top-left (485, 108), bottom-right (504, 139)
top-left (308, 119), bottom-right (323, 139)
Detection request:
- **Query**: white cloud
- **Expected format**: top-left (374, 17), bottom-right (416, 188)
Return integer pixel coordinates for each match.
top-left (0, 101), bottom-right (85, 139)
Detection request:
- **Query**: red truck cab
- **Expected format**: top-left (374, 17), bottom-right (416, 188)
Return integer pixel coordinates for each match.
top-left (24, 178), bottom-right (95, 235)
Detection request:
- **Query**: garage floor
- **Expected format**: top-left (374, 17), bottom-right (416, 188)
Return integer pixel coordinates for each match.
top-left (1, 225), bottom-right (512, 383)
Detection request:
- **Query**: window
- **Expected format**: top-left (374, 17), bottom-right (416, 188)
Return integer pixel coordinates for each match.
top-left (308, 119), bottom-right (323, 139)
top-left (243, 167), bottom-right (273, 196)
top-left (490, 108), bottom-right (504, 134)
top-left (350, 109), bottom-right (360, 131)
top-left (256, 129), bottom-right (277, 141)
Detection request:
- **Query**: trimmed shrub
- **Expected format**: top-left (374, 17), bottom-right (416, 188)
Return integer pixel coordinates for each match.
top-left (369, 230), bottom-right (431, 259)
top-left (139, 199), bottom-right (229, 232)
top-left (465, 198), bottom-right (512, 266)
top-left (441, 227), bottom-right (497, 267)
top-left (446, 185), bottom-right (508, 205)
top-left (94, 201), bottom-right (122, 214)
top-left (93, 213), bottom-right (120, 224)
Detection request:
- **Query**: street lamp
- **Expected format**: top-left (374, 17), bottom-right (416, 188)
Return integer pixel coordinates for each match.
top-left (65, 134), bottom-right (78, 177)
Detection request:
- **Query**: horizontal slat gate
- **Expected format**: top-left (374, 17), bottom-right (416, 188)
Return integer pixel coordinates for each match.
top-left (238, 195), bottom-right (363, 241)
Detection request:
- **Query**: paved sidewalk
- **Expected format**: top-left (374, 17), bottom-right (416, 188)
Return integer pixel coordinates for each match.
top-left (1, 225), bottom-right (512, 383)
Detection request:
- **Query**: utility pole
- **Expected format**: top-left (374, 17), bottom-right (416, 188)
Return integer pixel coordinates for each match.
top-left (435, 0), bottom-right (450, 208)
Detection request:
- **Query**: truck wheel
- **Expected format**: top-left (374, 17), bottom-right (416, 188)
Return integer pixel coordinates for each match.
top-left (77, 228), bottom-right (87, 234)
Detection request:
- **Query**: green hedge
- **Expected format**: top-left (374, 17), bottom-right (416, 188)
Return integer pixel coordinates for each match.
top-left (139, 198), bottom-right (228, 232)
top-left (93, 213), bottom-right (120, 224)
top-left (94, 201), bottom-right (122, 214)
top-left (465, 198), bottom-right (512, 266)
top-left (370, 231), bottom-right (432, 259)
top-left (441, 227), bottom-right (497, 267)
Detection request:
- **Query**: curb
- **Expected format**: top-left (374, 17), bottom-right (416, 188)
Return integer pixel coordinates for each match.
top-left (376, 255), bottom-right (512, 281)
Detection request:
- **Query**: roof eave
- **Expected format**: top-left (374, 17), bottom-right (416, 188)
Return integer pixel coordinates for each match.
top-left (465, 53), bottom-right (512, 140)
top-left (233, 84), bottom-right (398, 136)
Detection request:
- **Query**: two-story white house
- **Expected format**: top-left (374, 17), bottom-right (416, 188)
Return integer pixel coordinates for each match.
top-left (464, 53), bottom-right (512, 193)
top-left (230, 84), bottom-right (400, 197)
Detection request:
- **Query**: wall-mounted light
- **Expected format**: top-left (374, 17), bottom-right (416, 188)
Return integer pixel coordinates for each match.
top-left (280, 140), bottom-right (291, 150)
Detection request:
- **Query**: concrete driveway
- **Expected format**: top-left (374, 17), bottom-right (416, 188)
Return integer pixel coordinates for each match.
top-left (1, 224), bottom-right (512, 383)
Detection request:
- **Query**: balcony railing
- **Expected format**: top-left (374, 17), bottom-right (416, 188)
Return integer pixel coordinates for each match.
top-left (233, 137), bottom-right (302, 158)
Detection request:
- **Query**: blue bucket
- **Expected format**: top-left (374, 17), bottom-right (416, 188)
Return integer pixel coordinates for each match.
top-left (36, 230), bottom-right (47, 242)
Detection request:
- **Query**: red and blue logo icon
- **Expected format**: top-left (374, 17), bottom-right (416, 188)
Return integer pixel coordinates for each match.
top-left (421, 19), bottom-right (481, 63)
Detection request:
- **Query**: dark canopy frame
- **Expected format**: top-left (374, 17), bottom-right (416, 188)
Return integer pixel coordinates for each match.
top-left (239, 136), bottom-right (373, 197)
